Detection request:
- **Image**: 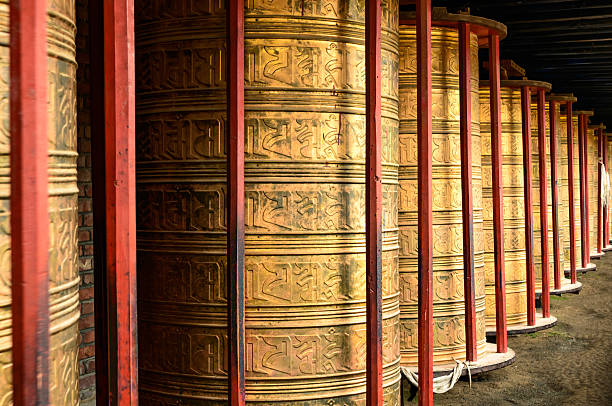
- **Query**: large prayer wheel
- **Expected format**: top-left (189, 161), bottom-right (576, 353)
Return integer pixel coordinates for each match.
top-left (529, 90), bottom-right (556, 293)
top-left (588, 125), bottom-right (603, 258)
top-left (530, 96), bottom-right (575, 292)
top-left (479, 82), bottom-right (527, 328)
top-left (397, 16), bottom-right (489, 366)
top-left (135, 0), bottom-right (401, 404)
top-left (0, 0), bottom-right (80, 404)
top-left (560, 112), bottom-right (588, 271)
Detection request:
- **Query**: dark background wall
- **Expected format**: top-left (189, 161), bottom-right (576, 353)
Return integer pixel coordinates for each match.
top-left (435, 0), bottom-right (612, 125)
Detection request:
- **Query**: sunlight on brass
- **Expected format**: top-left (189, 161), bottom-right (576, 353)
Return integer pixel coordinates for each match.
top-left (0, 0), bottom-right (80, 403)
top-left (135, 0), bottom-right (401, 403)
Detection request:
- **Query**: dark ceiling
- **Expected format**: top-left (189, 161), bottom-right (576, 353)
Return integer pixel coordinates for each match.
top-left (428, 0), bottom-right (612, 125)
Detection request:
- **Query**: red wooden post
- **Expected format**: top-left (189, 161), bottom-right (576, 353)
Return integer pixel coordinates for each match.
top-left (578, 114), bottom-right (589, 266)
top-left (537, 89), bottom-right (551, 318)
top-left (365, 0), bottom-right (383, 404)
top-left (417, 0), bottom-right (433, 404)
top-left (9, 0), bottom-right (50, 403)
top-left (488, 32), bottom-right (508, 353)
top-left (604, 131), bottom-right (610, 246)
top-left (103, 0), bottom-right (138, 404)
top-left (549, 99), bottom-right (562, 290)
top-left (597, 128), bottom-right (603, 254)
top-left (227, 0), bottom-right (246, 404)
top-left (566, 102), bottom-right (578, 283)
top-left (520, 86), bottom-right (536, 326)
top-left (459, 22), bottom-right (477, 362)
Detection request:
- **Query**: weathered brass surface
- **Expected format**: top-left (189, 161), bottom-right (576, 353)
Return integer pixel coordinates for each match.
top-left (588, 126), bottom-right (599, 256)
top-left (398, 25), bottom-right (486, 366)
top-left (529, 100), bottom-right (575, 291)
top-left (560, 114), bottom-right (583, 270)
top-left (480, 86), bottom-right (527, 328)
top-left (0, 1), bottom-right (80, 404)
top-left (135, 0), bottom-right (401, 404)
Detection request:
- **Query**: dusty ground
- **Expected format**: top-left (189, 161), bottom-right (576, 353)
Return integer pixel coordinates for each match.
top-left (413, 253), bottom-right (612, 405)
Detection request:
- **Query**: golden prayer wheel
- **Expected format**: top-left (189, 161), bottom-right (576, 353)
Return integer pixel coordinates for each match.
top-left (397, 10), bottom-right (506, 366)
top-left (560, 112), bottom-right (589, 271)
top-left (135, 0), bottom-right (401, 403)
top-left (528, 88), bottom-right (556, 293)
top-left (588, 124), bottom-right (603, 258)
top-left (530, 95), bottom-right (576, 292)
top-left (608, 133), bottom-right (612, 244)
top-left (0, 0), bottom-right (80, 404)
top-left (479, 82), bottom-right (527, 328)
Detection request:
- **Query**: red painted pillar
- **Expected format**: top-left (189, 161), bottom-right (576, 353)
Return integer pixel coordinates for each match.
top-left (365, 0), bottom-right (383, 404)
top-left (9, 0), bottom-right (50, 404)
top-left (103, 0), bottom-right (138, 404)
top-left (488, 32), bottom-right (507, 353)
top-left (597, 128), bottom-right (603, 254)
top-left (520, 86), bottom-right (536, 326)
top-left (578, 114), bottom-right (588, 267)
top-left (604, 131), bottom-right (610, 246)
top-left (227, 0), bottom-right (246, 404)
top-left (537, 89), bottom-right (551, 318)
top-left (417, 0), bottom-right (433, 404)
top-left (567, 102), bottom-right (578, 283)
top-left (549, 100), bottom-right (562, 290)
top-left (459, 22), bottom-right (477, 362)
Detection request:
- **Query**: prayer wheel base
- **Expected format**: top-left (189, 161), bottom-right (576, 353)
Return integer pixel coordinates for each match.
top-left (566, 263), bottom-right (597, 275)
top-left (591, 252), bottom-right (605, 260)
top-left (548, 281), bottom-right (583, 296)
top-left (486, 314), bottom-right (557, 337)
top-left (602, 244), bottom-right (612, 252)
top-left (401, 343), bottom-right (515, 378)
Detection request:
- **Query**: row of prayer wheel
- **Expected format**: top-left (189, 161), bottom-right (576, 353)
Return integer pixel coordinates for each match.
top-left (0, 1), bottom-right (609, 404)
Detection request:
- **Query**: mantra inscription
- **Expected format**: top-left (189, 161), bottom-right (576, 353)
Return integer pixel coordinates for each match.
top-left (0, 0), bottom-right (80, 404)
top-left (480, 87), bottom-right (527, 327)
top-left (135, 0), bottom-right (401, 404)
top-left (398, 26), bottom-right (487, 366)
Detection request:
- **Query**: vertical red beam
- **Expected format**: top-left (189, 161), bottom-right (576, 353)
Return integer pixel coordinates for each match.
top-left (604, 131), bottom-right (610, 245)
top-left (520, 86), bottom-right (536, 326)
top-left (227, 0), bottom-right (246, 404)
top-left (103, 0), bottom-right (138, 404)
top-left (597, 128), bottom-right (603, 254)
top-left (578, 114), bottom-right (589, 266)
top-left (365, 0), bottom-right (383, 404)
top-left (537, 89), bottom-right (551, 318)
top-left (489, 32), bottom-right (507, 353)
top-left (459, 22), bottom-right (477, 362)
top-left (567, 102), bottom-right (578, 283)
top-left (9, 0), bottom-right (50, 404)
top-left (417, 0), bottom-right (433, 404)
top-left (549, 100), bottom-right (562, 290)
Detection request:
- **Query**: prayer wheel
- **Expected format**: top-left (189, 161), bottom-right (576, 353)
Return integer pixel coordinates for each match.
top-left (479, 82), bottom-right (527, 328)
top-left (609, 133), bottom-right (612, 244)
top-left (588, 125), bottom-right (603, 258)
top-left (559, 112), bottom-right (586, 273)
top-left (135, 0), bottom-right (401, 404)
top-left (530, 96), bottom-right (575, 292)
top-left (529, 90), bottom-right (556, 293)
top-left (396, 11), bottom-right (504, 367)
top-left (0, 0), bottom-right (80, 404)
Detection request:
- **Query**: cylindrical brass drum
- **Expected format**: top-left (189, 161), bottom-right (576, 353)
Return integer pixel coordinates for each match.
top-left (530, 97), bottom-right (556, 292)
top-left (588, 126), bottom-right (600, 257)
top-left (135, 1), bottom-right (401, 404)
top-left (0, 1), bottom-right (80, 404)
top-left (609, 133), bottom-right (612, 243)
top-left (480, 84), bottom-right (527, 328)
top-left (397, 23), bottom-right (487, 366)
top-left (560, 113), bottom-right (587, 271)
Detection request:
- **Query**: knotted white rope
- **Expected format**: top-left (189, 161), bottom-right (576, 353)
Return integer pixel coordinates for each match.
top-left (401, 359), bottom-right (472, 394)
top-left (602, 160), bottom-right (610, 208)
